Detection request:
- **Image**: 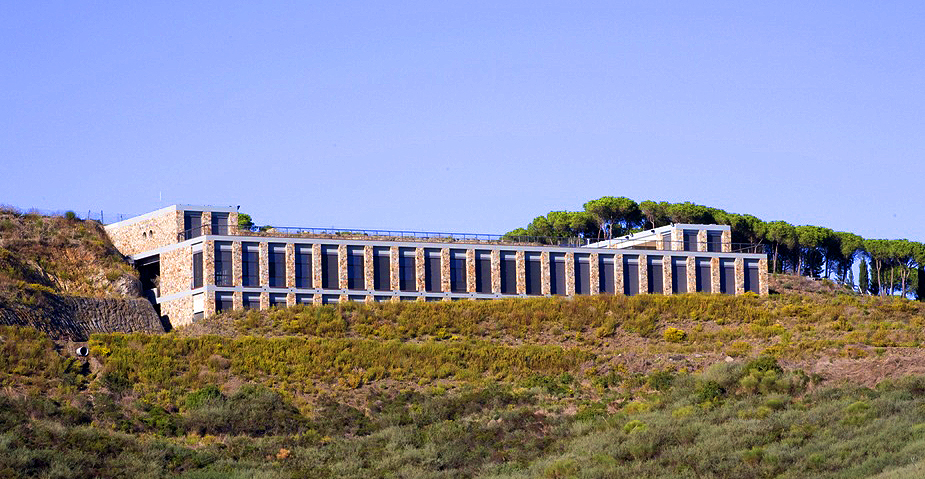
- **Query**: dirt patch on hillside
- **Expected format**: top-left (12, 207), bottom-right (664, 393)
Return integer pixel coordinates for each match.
top-left (793, 349), bottom-right (925, 387)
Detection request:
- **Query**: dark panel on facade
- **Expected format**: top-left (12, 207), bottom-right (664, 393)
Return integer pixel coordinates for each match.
top-left (575, 254), bottom-right (590, 295)
top-left (683, 230), bottom-right (698, 252)
top-left (242, 292), bottom-right (260, 310)
top-left (348, 295), bottom-right (366, 302)
top-left (242, 242), bottom-right (259, 287)
top-left (215, 242), bottom-right (233, 286)
top-left (599, 254), bottom-right (615, 294)
top-left (399, 247), bottom-right (416, 292)
top-left (269, 293), bottom-right (287, 306)
top-left (475, 250), bottom-right (491, 293)
top-left (696, 258), bottom-right (711, 293)
top-left (322, 245), bottom-right (338, 289)
top-left (295, 244), bottom-right (312, 288)
top-left (211, 213), bottom-right (229, 235)
top-left (500, 251), bottom-right (517, 294)
top-left (216, 293), bottom-right (234, 312)
top-left (708, 231), bottom-right (723, 253)
top-left (321, 294), bottom-right (339, 304)
top-left (550, 253), bottom-right (566, 295)
top-left (425, 249), bottom-right (441, 292)
top-left (623, 255), bottom-right (639, 296)
top-left (183, 212), bottom-right (202, 240)
top-left (672, 257), bottom-right (687, 293)
top-left (192, 251), bottom-right (203, 289)
top-left (648, 256), bottom-right (663, 294)
top-left (745, 259), bottom-right (760, 293)
top-left (269, 243), bottom-right (286, 288)
top-left (720, 259), bottom-right (735, 294)
top-left (374, 247), bottom-right (390, 291)
top-left (450, 249), bottom-right (466, 293)
top-left (296, 293), bottom-right (313, 304)
top-left (347, 245), bottom-right (364, 290)
top-left (662, 233), bottom-right (673, 251)
top-left (525, 252), bottom-right (542, 295)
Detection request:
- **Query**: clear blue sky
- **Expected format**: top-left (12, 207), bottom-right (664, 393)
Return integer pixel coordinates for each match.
top-left (2, 2), bottom-right (923, 240)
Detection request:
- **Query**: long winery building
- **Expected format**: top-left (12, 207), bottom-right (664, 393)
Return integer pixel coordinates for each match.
top-left (105, 205), bottom-right (769, 327)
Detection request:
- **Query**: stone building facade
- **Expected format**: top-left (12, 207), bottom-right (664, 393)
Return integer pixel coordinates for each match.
top-left (105, 205), bottom-right (769, 328)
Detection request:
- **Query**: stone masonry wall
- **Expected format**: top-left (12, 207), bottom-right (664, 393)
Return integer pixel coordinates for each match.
top-left (160, 246), bottom-right (191, 296)
top-left (686, 256), bottom-right (697, 293)
top-left (589, 253), bottom-right (600, 295)
top-left (710, 257), bottom-right (721, 294)
top-left (105, 209), bottom-right (182, 257)
top-left (638, 254), bottom-right (648, 294)
top-left (662, 255), bottom-right (672, 295)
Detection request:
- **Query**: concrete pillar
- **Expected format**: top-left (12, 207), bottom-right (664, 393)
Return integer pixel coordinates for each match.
top-left (490, 250), bottom-right (501, 294)
top-left (311, 244), bottom-right (322, 289)
top-left (204, 293), bottom-right (216, 318)
top-left (686, 256), bottom-right (697, 293)
top-left (466, 249), bottom-right (477, 293)
top-left (201, 211), bottom-right (212, 236)
top-left (614, 254), bottom-right (624, 295)
top-left (260, 291), bottom-right (269, 310)
top-left (441, 248), bottom-right (452, 292)
top-left (722, 230), bottom-right (732, 253)
top-left (389, 246), bottom-right (400, 291)
top-left (662, 255), bottom-right (672, 295)
top-left (638, 253), bottom-right (648, 294)
top-left (232, 241), bottom-right (243, 287)
top-left (655, 233), bottom-right (663, 251)
top-left (710, 257), bottom-right (721, 294)
top-left (515, 251), bottom-right (526, 295)
top-left (733, 258), bottom-right (744, 295)
top-left (415, 247), bottom-right (426, 292)
top-left (671, 228), bottom-right (683, 252)
top-left (286, 291), bottom-right (295, 307)
top-left (540, 251), bottom-right (551, 295)
top-left (285, 243), bottom-right (296, 288)
top-left (232, 291), bottom-right (243, 310)
top-left (204, 240), bottom-right (215, 287)
top-left (697, 230), bottom-right (708, 252)
top-left (364, 245), bottom-right (375, 291)
top-left (339, 294), bottom-right (349, 303)
top-left (313, 293), bottom-right (322, 305)
top-left (590, 253), bottom-right (600, 295)
top-left (565, 252), bottom-right (576, 296)
top-left (338, 244), bottom-right (348, 290)
top-left (759, 258), bottom-right (770, 296)
top-left (259, 242), bottom-right (269, 287)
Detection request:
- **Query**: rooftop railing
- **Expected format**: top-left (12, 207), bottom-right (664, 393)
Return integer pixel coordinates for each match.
top-left (176, 225), bottom-right (766, 253)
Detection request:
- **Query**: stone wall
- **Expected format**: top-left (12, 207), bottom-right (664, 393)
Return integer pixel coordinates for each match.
top-left (0, 292), bottom-right (163, 341)
top-left (105, 209), bottom-right (182, 257)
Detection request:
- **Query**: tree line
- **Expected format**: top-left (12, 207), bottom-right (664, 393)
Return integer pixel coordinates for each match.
top-left (504, 196), bottom-right (925, 299)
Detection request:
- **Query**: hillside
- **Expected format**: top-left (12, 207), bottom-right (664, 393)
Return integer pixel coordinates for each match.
top-left (3, 290), bottom-right (925, 478)
top-left (0, 207), bottom-right (162, 339)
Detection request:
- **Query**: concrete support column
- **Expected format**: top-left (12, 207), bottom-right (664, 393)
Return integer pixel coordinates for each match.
top-left (204, 240), bottom-right (215, 287)
top-left (515, 251), bottom-right (526, 295)
top-left (232, 241), bottom-right (243, 287)
top-left (204, 292), bottom-right (216, 317)
top-left (722, 230), bottom-right (732, 253)
top-left (465, 249), bottom-right (477, 292)
top-left (389, 246), bottom-right (400, 291)
top-left (338, 244), bottom-right (348, 289)
top-left (697, 230), bottom-right (708, 252)
top-left (415, 247), bottom-right (426, 292)
top-left (201, 211), bottom-right (212, 236)
top-left (672, 228), bottom-right (683, 252)
top-left (260, 291), bottom-right (269, 310)
top-left (490, 250), bottom-right (501, 293)
top-left (441, 248), bottom-right (452, 292)
top-left (710, 257), bottom-right (721, 294)
top-left (759, 258), bottom-right (770, 296)
top-left (662, 255), bottom-right (672, 295)
top-left (590, 253), bottom-right (600, 295)
top-left (313, 293), bottom-right (322, 305)
top-left (311, 244), bottom-right (322, 289)
top-left (615, 254), bottom-right (624, 295)
top-left (364, 246), bottom-right (375, 290)
top-left (285, 243), bottom-right (296, 288)
top-left (233, 291), bottom-right (243, 310)
top-left (286, 292), bottom-right (295, 307)
top-left (686, 256), bottom-right (697, 293)
top-left (655, 234), bottom-right (664, 251)
top-left (540, 251), bottom-right (551, 295)
top-left (565, 252), bottom-right (576, 296)
top-left (259, 242), bottom-right (269, 287)
top-left (340, 293), bottom-right (349, 303)
top-left (638, 253), bottom-right (648, 294)
top-left (734, 258), bottom-right (745, 295)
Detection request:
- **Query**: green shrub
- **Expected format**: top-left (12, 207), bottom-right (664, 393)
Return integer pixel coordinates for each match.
top-left (663, 327), bottom-right (687, 342)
